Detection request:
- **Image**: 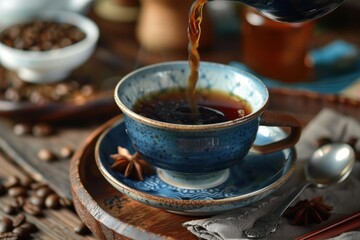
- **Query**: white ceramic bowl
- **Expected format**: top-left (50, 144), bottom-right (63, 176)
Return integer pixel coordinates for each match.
top-left (0, 10), bottom-right (99, 83)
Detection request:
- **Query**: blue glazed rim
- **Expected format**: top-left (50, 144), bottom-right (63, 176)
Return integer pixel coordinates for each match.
top-left (114, 61), bottom-right (270, 131)
top-left (95, 116), bottom-right (296, 211)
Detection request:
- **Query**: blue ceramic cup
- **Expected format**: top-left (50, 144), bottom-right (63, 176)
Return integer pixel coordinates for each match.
top-left (114, 61), bottom-right (301, 189)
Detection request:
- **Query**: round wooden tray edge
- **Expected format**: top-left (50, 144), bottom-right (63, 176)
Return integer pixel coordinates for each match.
top-left (70, 114), bottom-right (172, 240)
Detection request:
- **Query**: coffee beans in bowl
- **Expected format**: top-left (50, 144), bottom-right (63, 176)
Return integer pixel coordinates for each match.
top-left (0, 21), bottom-right (86, 51)
top-left (0, 10), bottom-right (99, 84)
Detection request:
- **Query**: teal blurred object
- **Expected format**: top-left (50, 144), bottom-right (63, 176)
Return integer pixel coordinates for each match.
top-left (230, 40), bottom-right (360, 94)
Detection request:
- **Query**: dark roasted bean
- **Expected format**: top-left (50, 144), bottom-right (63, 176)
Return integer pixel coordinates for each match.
top-left (0, 232), bottom-right (20, 240)
top-left (3, 176), bottom-right (20, 189)
top-left (12, 214), bottom-right (26, 228)
top-left (20, 176), bottom-right (33, 188)
top-left (28, 195), bottom-right (45, 208)
top-left (0, 185), bottom-right (6, 196)
top-left (2, 205), bottom-right (18, 216)
top-left (30, 182), bottom-right (47, 191)
top-left (14, 197), bottom-right (25, 208)
top-left (7, 187), bottom-right (26, 197)
top-left (35, 187), bottom-right (52, 198)
top-left (59, 197), bottom-right (73, 208)
top-left (19, 223), bottom-right (37, 233)
top-left (32, 123), bottom-right (53, 137)
top-left (0, 218), bottom-right (13, 233)
top-left (74, 223), bottom-right (90, 236)
top-left (59, 146), bottom-right (74, 159)
top-left (13, 124), bottom-right (31, 136)
top-left (45, 194), bottom-right (60, 209)
top-left (22, 203), bottom-right (42, 216)
top-left (38, 149), bottom-right (56, 162)
top-left (12, 227), bottom-right (30, 239)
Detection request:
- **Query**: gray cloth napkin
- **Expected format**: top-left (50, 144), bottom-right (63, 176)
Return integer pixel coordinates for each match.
top-left (183, 108), bottom-right (360, 240)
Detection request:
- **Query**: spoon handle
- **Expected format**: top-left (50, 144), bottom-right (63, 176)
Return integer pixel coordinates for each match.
top-left (243, 182), bottom-right (311, 239)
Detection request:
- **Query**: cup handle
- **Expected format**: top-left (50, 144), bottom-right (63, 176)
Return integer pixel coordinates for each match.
top-left (252, 111), bottom-right (302, 154)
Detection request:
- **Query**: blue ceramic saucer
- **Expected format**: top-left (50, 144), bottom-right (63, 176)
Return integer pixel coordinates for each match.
top-left (95, 116), bottom-right (296, 216)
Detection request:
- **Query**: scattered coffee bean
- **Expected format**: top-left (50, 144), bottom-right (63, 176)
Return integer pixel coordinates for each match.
top-left (12, 227), bottom-right (30, 239)
top-left (0, 185), bottom-right (6, 196)
top-left (4, 88), bottom-right (21, 102)
top-left (2, 205), bottom-right (18, 216)
top-left (12, 214), bottom-right (25, 228)
top-left (80, 84), bottom-right (94, 97)
top-left (59, 146), bottom-right (74, 159)
top-left (38, 149), bottom-right (56, 162)
top-left (19, 223), bottom-right (37, 234)
top-left (0, 218), bottom-right (13, 234)
top-left (59, 197), bottom-right (73, 209)
top-left (0, 232), bottom-right (20, 240)
top-left (20, 176), bottom-right (34, 189)
top-left (28, 195), bottom-right (45, 208)
top-left (7, 187), bottom-right (27, 198)
top-left (35, 186), bottom-right (52, 198)
top-left (74, 223), bottom-right (90, 236)
top-left (14, 197), bottom-right (25, 208)
top-left (45, 194), bottom-right (60, 209)
top-left (12, 124), bottom-right (31, 136)
top-left (30, 182), bottom-right (47, 191)
top-left (3, 176), bottom-right (20, 189)
top-left (22, 203), bottom-right (42, 216)
top-left (32, 123), bottom-right (53, 137)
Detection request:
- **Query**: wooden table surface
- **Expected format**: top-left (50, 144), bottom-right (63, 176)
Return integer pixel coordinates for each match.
top-left (0, 3), bottom-right (360, 240)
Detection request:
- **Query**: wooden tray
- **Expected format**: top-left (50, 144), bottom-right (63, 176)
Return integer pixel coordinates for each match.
top-left (69, 88), bottom-right (360, 240)
top-left (70, 115), bottom-right (197, 240)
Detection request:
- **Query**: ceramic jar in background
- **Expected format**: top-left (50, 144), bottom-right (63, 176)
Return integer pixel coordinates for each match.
top-left (136, 0), bottom-right (213, 52)
top-left (240, 7), bottom-right (315, 83)
top-left (94, 0), bottom-right (140, 22)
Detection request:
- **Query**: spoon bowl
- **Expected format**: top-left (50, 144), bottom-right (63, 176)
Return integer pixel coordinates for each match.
top-left (243, 143), bottom-right (356, 239)
top-left (306, 143), bottom-right (355, 187)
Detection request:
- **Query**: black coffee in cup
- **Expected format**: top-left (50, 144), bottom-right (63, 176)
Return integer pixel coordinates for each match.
top-left (133, 88), bottom-right (252, 125)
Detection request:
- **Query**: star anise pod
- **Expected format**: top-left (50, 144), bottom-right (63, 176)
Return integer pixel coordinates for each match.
top-left (110, 146), bottom-right (151, 181)
top-left (284, 196), bottom-right (333, 226)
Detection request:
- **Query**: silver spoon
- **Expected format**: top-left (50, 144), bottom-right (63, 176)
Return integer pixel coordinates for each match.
top-left (243, 143), bottom-right (356, 239)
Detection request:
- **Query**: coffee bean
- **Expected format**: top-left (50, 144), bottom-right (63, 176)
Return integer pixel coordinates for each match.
top-left (38, 149), bottom-right (56, 162)
top-left (59, 146), bottom-right (74, 159)
top-left (0, 232), bottom-right (20, 240)
top-left (0, 218), bottom-right (13, 233)
top-left (30, 182), bottom-right (47, 191)
top-left (12, 227), bottom-right (29, 239)
top-left (2, 205), bottom-right (18, 216)
top-left (32, 123), bottom-right (53, 137)
top-left (45, 194), bottom-right (60, 209)
top-left (22, 203), bottom-right (42, 216)
top-left (0, 185), bottom-right (6, 196)
top-left (12, 214), bottom-right (26, 228)
top-left (14, 197), bottom-right (25, 208)
top-left (59, 197), bottom-right (73, 208)
top-left (7, 187), bottom-right (26, 197)
top-left (19, 223), bottom-right (37, 233)
top-left (3, 176), bottom-right (20, 189)
top-left (28, 195), bottom-right (45, 208)
top-left (4, 89), bottom-right (21, 102)
top-left (35, 186), bottom-right (52, 198)
top-left (74, 223), bottom-right (90, 236)
top-left (13, 124), bottom-right (31, 136)
top-left (20, 176), bottom-right (33, 188)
